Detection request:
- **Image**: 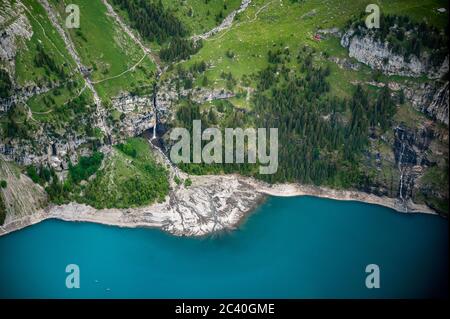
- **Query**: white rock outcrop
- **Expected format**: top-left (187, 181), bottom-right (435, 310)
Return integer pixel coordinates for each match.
top-left (341, 29), bottom-right (448, 79)
top-left (403, 81), bottom-right (449, 125)
top-left (0, 174), bottom-right (265, 237)
top-left (192, 0), bottom-right (252, 41)
top-left (111, 94), bottom-right (156, 137)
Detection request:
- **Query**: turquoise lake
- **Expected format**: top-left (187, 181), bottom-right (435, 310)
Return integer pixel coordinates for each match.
top-left (0, 196), bottom-right (448, 298)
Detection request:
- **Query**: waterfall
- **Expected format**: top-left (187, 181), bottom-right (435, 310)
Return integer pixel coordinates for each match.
top-left (152, 119), bottom-right (157, 140)
top-left (396, 127), bottom-right (408, 212)
top-left (152, 82), bottom-right (157, 140)
top-left (147, 80), bottom-right (183, 182)
top-left (398, 142), bottom-right (405, 201)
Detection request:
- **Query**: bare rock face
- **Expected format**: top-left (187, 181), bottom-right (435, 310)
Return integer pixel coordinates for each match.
top-left (329, 56), bottom-right (360, 71)
top-left (0, 156), bottom-right (48, 223)
top-left (341, 29), bottom-right (448, 79)
top-left (317, 27), bottom-right (342, 38)
top-left (0, 83), bottom-right (59, 113)
top-left (0, 174), bottom-right (265, 237)
top-left (162, 175), bottom-right (263, 236)
top-left (403, 81), bottom-right (449, 125)
top-left (0, 0), bottom-right (33, 75)
top-left (189, 88), bottom-right (235, 104)
top-left (111, 94), bottom-right (156, 137)
top-left (341, 28), bottom-right (449, 126)
top-left (424, 81), bottom-right (449, 125)
top-left (1, 130), bottom-right (94, 175)
top-left (192, 0), bottom-right (252, 41)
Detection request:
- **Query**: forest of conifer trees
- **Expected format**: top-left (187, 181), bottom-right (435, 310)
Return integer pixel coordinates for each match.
top-left (173, 45), bottom-right (397, 190)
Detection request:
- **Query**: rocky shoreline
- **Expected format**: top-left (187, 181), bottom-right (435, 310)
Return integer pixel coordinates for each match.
top-left (0, 173), bottom-right (438, 238)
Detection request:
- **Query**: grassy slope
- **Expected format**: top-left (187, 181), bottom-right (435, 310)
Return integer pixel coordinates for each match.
top-left (161, 0), bottom-right (243, 35)
top-left (4, 0), bottom-right (447, 211)
top-left (82, 138), bottom-right (170, 208)
top-left (175, 0), bottom-right (448, 106)
top-left (50, 0), bottom-right (157, 101)
top-left (26, 88), bottom-right (95, 132)
top-left (1, 0), bottom-right (90, 131)
top-left (14, 0), bottom-right (77, 85)
top-left (108, 0), bottom-right (242, 55)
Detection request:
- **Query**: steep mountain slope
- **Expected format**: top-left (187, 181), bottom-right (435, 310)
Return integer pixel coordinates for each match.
top-left (158, 0), bottom-right (448, 213)
top-left (0, 155), bottom-right (47, 225)
top-left (49, 0), bottom-right (158, 100)
top-left (162, 0), bottom-right (243, 35)
top-left (1, 0), bottom-right (96, 169)
top-left (0, 0), bottom-right (448, 234)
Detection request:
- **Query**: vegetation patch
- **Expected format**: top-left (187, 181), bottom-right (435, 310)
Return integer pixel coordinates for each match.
top-left (15, 0), bottom-right (75, 86)
top-left (82, 138), bottom-right (169, 209)
top-left (69, 152), bottom-right (104, 184)
top-left (418, 165), bottom-right (449, 214)
top-left (25, 151), bottom-right (104, 204)
top-left (160, 37), bottom-right (203, 62)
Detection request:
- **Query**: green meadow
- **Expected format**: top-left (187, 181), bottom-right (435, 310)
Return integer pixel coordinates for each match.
top-left (175, 0), bottom-right (448, 106)
top-left (50, 0), bottom-right (157, 101)
top-left (161, 0), bottom-right (243, 35)
top-left (81, 138), bottom-right (170, 208)
top-left (14, 0), bottom-right (76, 86)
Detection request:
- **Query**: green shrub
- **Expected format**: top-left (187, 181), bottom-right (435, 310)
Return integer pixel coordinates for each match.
top-left (82, 138), bottom-right (170, 209)
top-left (117, 143), bottom-right (137, 158)
top-left (26, 166), bottom-right (40, 184)
top-left (184, 178), bottom-right (192, 187)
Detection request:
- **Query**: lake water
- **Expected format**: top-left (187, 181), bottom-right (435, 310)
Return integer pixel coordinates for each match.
top-left (0, 196), bottom-right (448, 298)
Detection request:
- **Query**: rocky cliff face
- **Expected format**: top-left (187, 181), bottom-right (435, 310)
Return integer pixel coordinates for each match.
top-left (340, 27), bottom-right (449, 126)
top-left (426, 81), bottom-right (449, 125)
top-left (393, 125), bottom-right (430, 201)
top-left (0, 83), bottom-right (59, 112)
top-left (156, 78), bottom-right (234, 123)
top-left (0, 174), bottom-right (265, 237)
top-left (387, 120), bottom-right (447, 214)
top-left (1, 90), bottom-right (157, 171)
top-left (339, 25), bottom-right (449, 214)
top-left (1, 130), bottom-right (92, 170)
top-left (0, 156), bottom-right (47, 224)
top-left (0, 0), bottom-right (33, 76)
top-left (341, 29), bottom-right (449, 79)
top-left (402, 80), bottom-right (449, 125)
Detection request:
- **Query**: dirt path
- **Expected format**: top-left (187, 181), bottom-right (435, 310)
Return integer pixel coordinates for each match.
top-left (191, 0), bottom-right (252, 42)
top-left (101, 0), bottom-right (162, 74)
top-left (19, 2), bottom-right (69, 63)
top-left (38, 0), bottom-right (110, 135)
top-left (209, 0), bottom-right (275, 41)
